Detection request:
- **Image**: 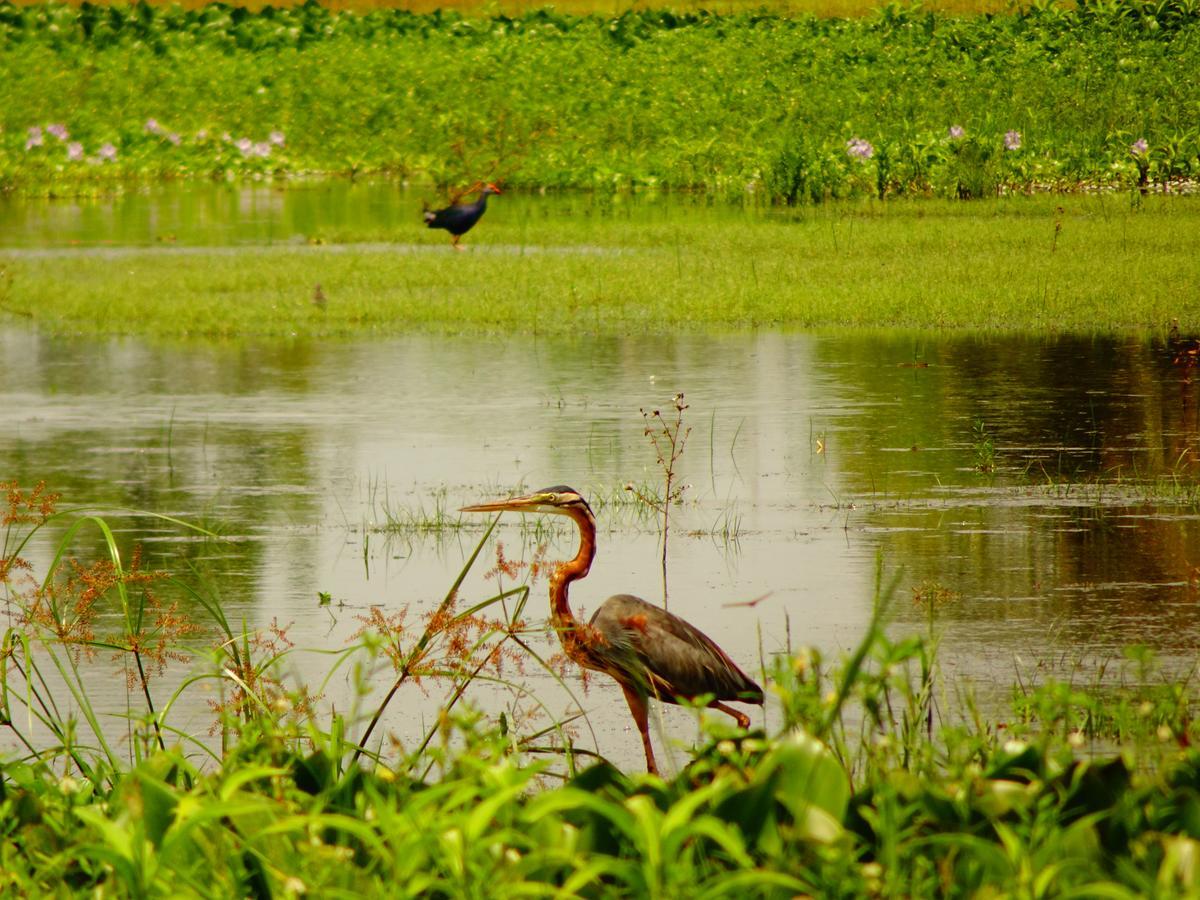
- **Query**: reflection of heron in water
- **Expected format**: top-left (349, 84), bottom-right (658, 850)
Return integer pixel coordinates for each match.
top-left (462, 485), bottom-right (763, 775)
top-left (1169, 319), bottom-right (1200, 374)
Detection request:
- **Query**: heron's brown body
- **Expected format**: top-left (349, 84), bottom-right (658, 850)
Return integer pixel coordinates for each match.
top-left (463, 485), bottom-right (763, 774)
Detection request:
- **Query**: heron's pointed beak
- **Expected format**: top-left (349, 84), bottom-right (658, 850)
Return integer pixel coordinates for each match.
top-left (460, 492), bottom-right (545, 514)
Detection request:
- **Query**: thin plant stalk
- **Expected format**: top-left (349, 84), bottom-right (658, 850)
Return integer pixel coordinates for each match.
top-left (352, 514), bottom-right (500, 763)
top-left (628, 393), bottom-right (691, 609)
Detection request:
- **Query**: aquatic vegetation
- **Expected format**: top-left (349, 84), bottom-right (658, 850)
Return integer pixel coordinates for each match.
top-left (1, 2), bottom-right (1199, 198)
top-left (972, 418), bottom-right (996, 473)
top-left (627, 393), bottom-right (692, 608)
top-left (7, 194), bottom-right (1199, 336)
top-left (845, 138), bottom-right (875, 161)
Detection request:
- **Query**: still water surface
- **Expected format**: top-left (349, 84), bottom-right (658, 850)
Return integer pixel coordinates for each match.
top-left (3, 184), bottom-right (1199, 771)
top-left (5, 329), bottom-right (1200, 769)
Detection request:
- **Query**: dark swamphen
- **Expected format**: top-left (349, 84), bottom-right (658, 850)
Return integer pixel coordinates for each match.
top-left (423, 183), bottom-right (501, 250)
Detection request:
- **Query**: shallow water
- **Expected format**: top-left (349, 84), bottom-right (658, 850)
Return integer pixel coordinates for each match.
top-left (0, 179), bottom-right (744, 249)
top-left (3, 185), bottom-right (1200, 773)
top-left (5, 326), bottom-right (1200, 768)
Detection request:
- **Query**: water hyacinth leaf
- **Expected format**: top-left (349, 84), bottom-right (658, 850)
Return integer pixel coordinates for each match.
top-left (567, 760), bottom-right (632, 796)
top-left (73, 804), bottom-right (136, 864)
top-left (985, 740), bottom-right (1046, 782)
top-left (1159, 835), bottom-right (1200, 892)
top-left (1057, 888), bottom-right (1143, 900)
top-left (122, 770), bottom-right (179, 849)
top-left (464, 780), bottom-right (529, 841)
top-left (1060, 756), bottom-right (1132, 823)
top-left (914, 782), bottom-right (962, 828)
top-left (757, 726), bottom-right (850, 841)
top-left (217, 765), bottom-right (288, 803)
top-left (791, 803), bottom-right (844, 845)
top-left (1148, 784), bottom-right (1200, 839)
top-left (973, 778), bottom-right (1037, 818)
top-left (713, 774), bottom-right (783, 854)
top-left (695, 871), bottom-right (814, 899)
top-left (1057, 815), bottom-right (1105, 869)
top-left (292, 748), bottom-right (341, 796)
top-left (527, 786), bottom-right (641, 851)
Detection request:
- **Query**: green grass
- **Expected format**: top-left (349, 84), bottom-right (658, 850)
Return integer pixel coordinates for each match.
top-left (8, 0), bottom-right (1044, 17)
top-left (5, 196), bottom-right (1199, 336)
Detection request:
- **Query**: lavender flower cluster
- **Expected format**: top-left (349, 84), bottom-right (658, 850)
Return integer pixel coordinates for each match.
top-left (25, 123), bottom-right (115, 164)
top-left (22, 118), bottom-right (286, 165)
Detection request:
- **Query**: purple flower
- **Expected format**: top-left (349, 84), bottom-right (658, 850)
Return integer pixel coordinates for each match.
top-left (25, 126), bottom-right (43, 150)
top-left (46, 123), bottom-right (69, 141)
top-left (1004, 130), bottom-right (1022, 151)
top-left (1130, 138), bottom-right (1149, 157)
top-left (97, 142), bottom-right (118, 162)
top-left (269, 130), bottom-right (285, 147)
top-left (948, 124), bottom-right (965, 139)
top-left (846, 137), bottom-right (874, 160)
top-left (66, 141), bottom-right (83, 161)
top-left (196, 129), bottom-right (209, 141)
top-left (235, 137), bottom-right (253, 155)
top-left (252, 141), bottom-right (272, 158)
top-left (167, 132), bottom-right (182, 146)
top-left (145, 118), bottom-right (163, 135)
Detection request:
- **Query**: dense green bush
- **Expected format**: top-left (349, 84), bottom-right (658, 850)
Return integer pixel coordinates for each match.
top-left (1, 0), bottom-right (1198, 198)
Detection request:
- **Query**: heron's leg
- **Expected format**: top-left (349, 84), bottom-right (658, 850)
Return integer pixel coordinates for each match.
top-left (452, 235), bottom-right (465, 252)
top-left (620, 684), bottom-right (658, 775)
top-left (708, 700), bottom-right (751, 730)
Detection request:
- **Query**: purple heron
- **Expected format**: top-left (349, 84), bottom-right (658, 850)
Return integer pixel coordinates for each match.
top-left (462, 485), bottom-right (763, 775)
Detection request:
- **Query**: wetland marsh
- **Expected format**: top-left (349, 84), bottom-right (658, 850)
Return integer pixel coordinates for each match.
top-left (4, 100), bottom-right (1200, 900)
top-left (6, 0), bottom-right (1200, 891)
top-left (3, 183), bottom-right (1200, 335)
top-left (5, 183), bottom-right (1200, 769)
top-left (6, 316), bottom-right (1200, 769)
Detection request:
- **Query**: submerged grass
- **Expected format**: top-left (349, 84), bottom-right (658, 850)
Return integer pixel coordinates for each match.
top-left (5, 195), bottom-right (1200, 336)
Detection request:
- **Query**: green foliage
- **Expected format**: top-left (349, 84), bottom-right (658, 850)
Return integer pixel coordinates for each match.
top-left (1, 1), bottom-right (1199, 197)
top-left (972, 418), bottom-right (996, 472)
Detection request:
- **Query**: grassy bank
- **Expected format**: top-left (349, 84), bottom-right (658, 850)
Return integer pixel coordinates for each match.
top-left (2, 1), bottom-right (1199, 198)
top-left (6, 0), bottom-right (1036, 17)
top-left (3, 196), bottom-right (1199, 336)
top-left (5, 488), bottom-right (1200, 895)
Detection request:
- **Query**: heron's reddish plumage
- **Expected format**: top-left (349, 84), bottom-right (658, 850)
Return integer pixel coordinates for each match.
top-left (462, 484), bottom-right (762, 775)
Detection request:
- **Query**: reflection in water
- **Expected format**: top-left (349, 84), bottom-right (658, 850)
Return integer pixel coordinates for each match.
top-left (3, 327), bottom-right (1200, 769)
top-left (0, 180), bottom-right (743, 249)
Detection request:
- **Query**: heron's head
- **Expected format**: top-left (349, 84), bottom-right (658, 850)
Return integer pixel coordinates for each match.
top-left (482, 183), bottom-right (502, 196)
top-left (461, 485), bottom-right (592, 520)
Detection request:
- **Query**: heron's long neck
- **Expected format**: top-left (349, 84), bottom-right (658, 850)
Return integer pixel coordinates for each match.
top-left (549, 507), bottom-right (595, 631)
